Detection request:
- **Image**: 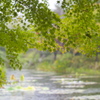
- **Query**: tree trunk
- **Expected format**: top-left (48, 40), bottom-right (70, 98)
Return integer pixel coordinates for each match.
top-left (54, 51), bottom-right (58, 61)
top-left (95, 53), bottom-right (99, 62)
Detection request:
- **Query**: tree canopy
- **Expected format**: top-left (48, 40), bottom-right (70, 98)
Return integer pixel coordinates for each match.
top-left (0, 0), bottom-right (100, 69)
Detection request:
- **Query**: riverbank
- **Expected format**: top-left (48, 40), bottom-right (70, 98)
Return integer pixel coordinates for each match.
top-left (36, 53), bottom-right (100, 75)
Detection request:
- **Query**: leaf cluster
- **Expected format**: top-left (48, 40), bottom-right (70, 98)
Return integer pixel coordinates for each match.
top-left (0, 0), bottom-right (100, 69)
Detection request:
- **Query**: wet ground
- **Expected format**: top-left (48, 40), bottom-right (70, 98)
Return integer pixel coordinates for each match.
top-left (0, 69), bottom-right (100, 100)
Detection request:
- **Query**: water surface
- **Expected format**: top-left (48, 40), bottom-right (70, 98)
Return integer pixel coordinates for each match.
top-left (0, 69), bottom-right (100, 100)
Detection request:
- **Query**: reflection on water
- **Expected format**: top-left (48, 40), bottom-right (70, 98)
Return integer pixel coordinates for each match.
top-left (0, 69), bottom-right (100, 100)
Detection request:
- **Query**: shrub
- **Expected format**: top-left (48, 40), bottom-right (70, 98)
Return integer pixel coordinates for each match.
top-left (0, 66), bottom-right (6, 87)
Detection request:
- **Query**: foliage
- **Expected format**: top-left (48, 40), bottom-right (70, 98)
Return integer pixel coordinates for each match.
top-left (10, 74), bottom-right (16, 80)
top-left (0, 0), bottom-right (100, 69)
top-left (20, 74), bottom-right (25, 81)
top-left (0, 66), bottom-right (6, 87)
top-left (37, 53), bottom-right (100, 75)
